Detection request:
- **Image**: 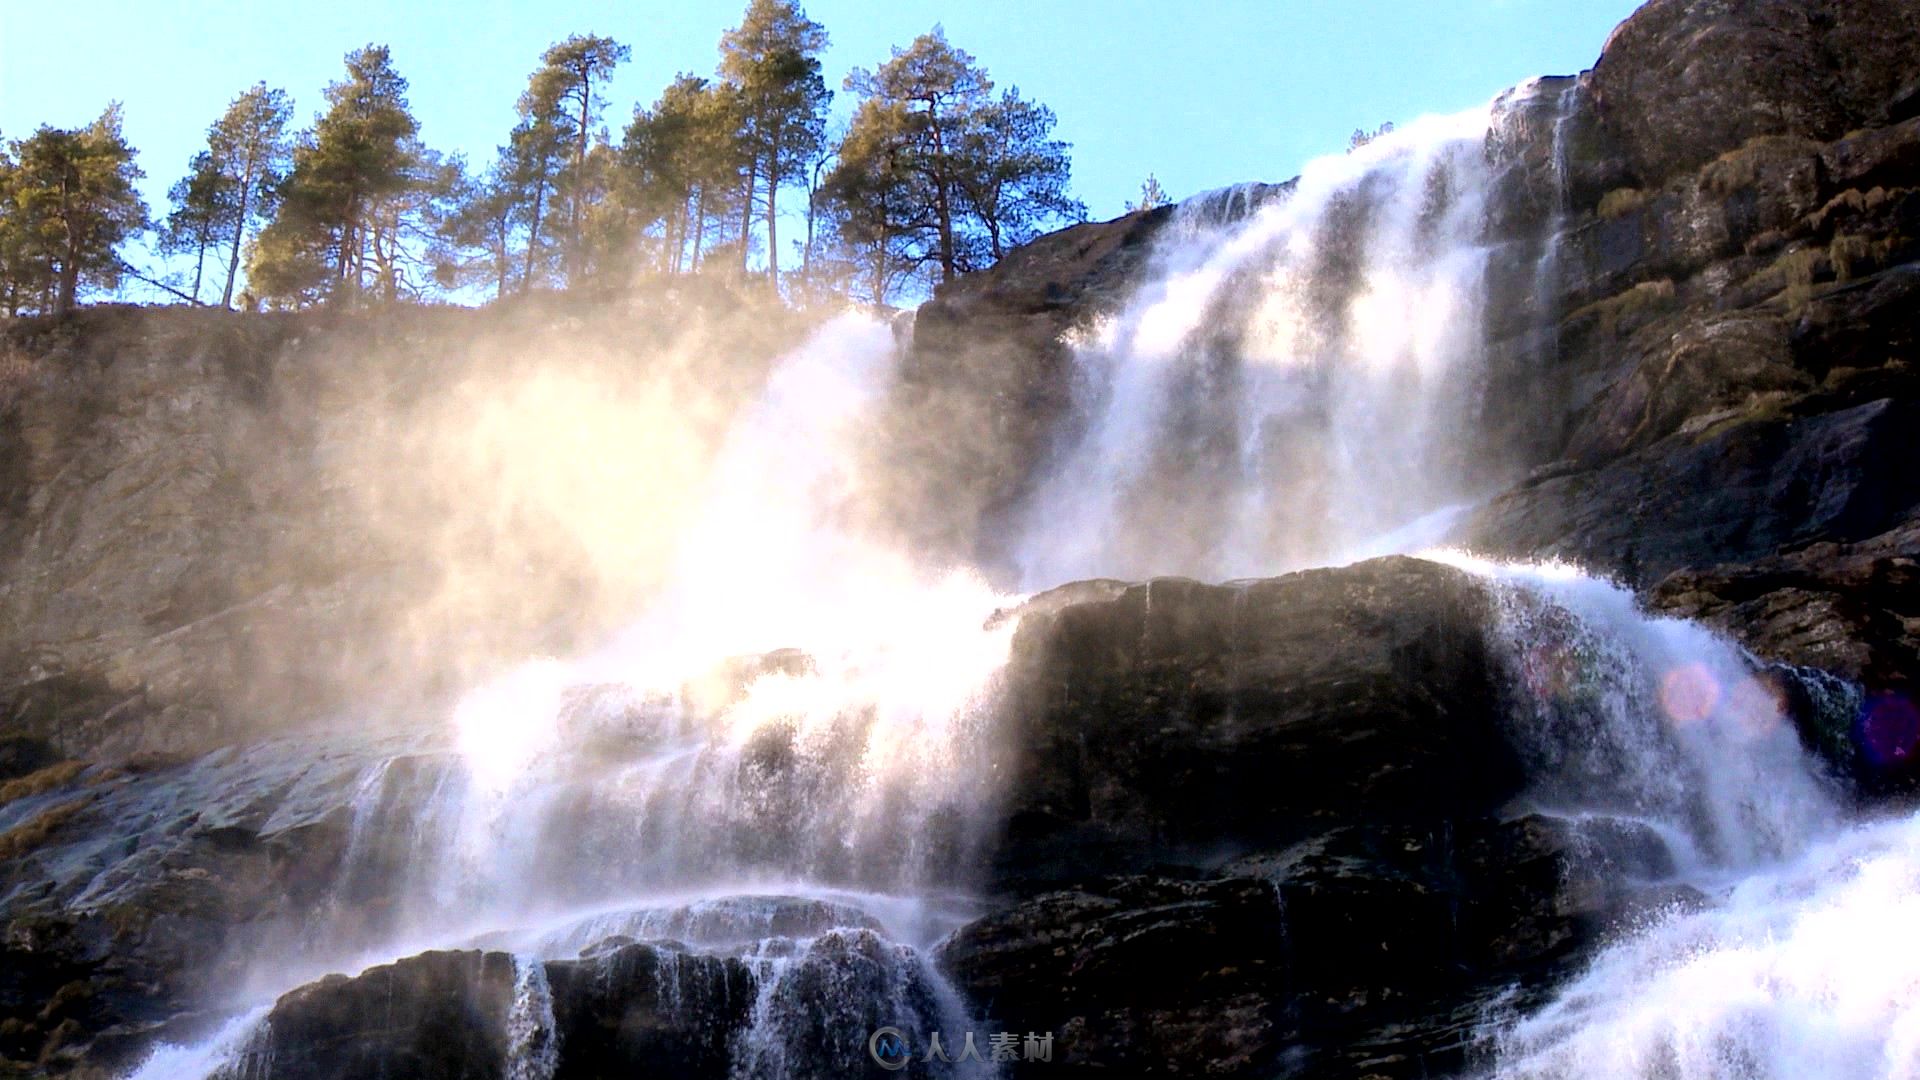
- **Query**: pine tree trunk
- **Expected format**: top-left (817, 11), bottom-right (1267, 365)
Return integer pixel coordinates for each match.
top-left (739, 155), bottom-right (757, 274)
top-left (928, 104), bottom-right (956, 281)
top-left (55, 180), bottom-right (78, 315)
top-left (765, 136), bottom-right (780, 284)
top-left (55, 261), bottom-right (78, 315)
top-left (523, 172), bottom-right (548, 293)
top-left (222, 147), bottom-right (257, 309)
top-left (691, 185), bottom-right (708, 271)
top-left (191, 230), bottom-right (208, 302)
top-left (570, 80), bottom-right (590, 283)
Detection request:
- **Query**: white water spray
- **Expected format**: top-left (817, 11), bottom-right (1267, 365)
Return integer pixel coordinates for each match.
top-left (1012, 105), bottom-right (1500, 589)
top-left (1435, 552), bottom-right (1844, 876)
top-left (506, 956), bottom-right (559, 1080)
top-left (117, 75), bottom-right (1917, 1080)
top-left (1488, 815), bottom-right (1920, 1080)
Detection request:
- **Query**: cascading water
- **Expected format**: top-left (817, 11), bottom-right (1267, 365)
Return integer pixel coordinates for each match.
top-left (1486, 815), bottom-right (1920, 1079)
top-left (1444, 554), bottom-right (1844, 876)
top-left (1433, 554), bottom-right (1920, 1079)
top-left (1010, 105), bottom-right (1500, 588)
top-left (128, 315), bottom-right (1013, 1080)
top-left (122, 79), bottom-right (1917, 1080)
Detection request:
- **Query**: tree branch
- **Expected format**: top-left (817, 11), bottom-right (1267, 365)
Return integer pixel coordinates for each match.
top-left (118, 260), bottom-right (210, 306)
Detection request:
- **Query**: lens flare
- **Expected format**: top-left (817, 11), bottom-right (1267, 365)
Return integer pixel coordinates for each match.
top-left (1658, 662), bottom-right (1721, 726)
top-left (1856, 693), bottom-right (1920, 767)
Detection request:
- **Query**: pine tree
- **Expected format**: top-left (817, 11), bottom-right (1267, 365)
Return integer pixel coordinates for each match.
top-left (435, 150), bottom-right (521, 299)
top-left (825, 27), bottom-right (1083, 294)
top-left (207, 84), bottom-right (293, 307)
top-left (624, 75), bottom-right (748, 275)
top-left (1126, 173), bottom-right (1171, 213)
top-left (3, 105), bottom-right (149, 315)
top-left (0, 136), bottom-right (44, 316)
top-left (524, 35), bottom-right (630, 283)
top-left (840, 27), bottom-right (992, 283)
top-left (719, 0), bottom-right (831, 283)
top-left (1348, 121), bottom-right (1395, 152)
top-left (251, 46), bottom-right (421, 306)
top-left (157, 150), bottom-right (234, 302)
top-left (503, 111), bottom-right (568, 292)
top-left (957, 90), bottom-right (1085, 261)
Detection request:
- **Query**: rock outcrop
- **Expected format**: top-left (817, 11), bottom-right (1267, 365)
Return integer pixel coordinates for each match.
top-left (0, 286), bottom-right (802, 760)
top-left (5, 0), bottom-right (1920, 1077)
top-left (986, 558), bottom-right (1514, 889)
top-left (938, 559), bottom-right (1694, 1078)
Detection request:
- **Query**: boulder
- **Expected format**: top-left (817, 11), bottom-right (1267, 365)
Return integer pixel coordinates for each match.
top-left (1466, 398), bottom-right (1920, 586)
top-left (880, 208), bottom-right (1176, 565)
top-left (544, 944), bottom-right (754, 1080)
top-left (937, 875), bottom-right (1289, 1075)
top-left (1588, 0), bottom-right (1920, 188)
top-left (251, 950), bottom-right (517, 1080)
top-left (939, 815), bottom-right (1679, 1080)
top-left (987, 557), bottom-right (1518, 890)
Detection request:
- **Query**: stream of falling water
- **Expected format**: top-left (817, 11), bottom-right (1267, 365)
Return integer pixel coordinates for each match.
top-left (1010, 104), bottom-right (1499, 588)
top-left (124, 80), bottom-right (1920, 1080)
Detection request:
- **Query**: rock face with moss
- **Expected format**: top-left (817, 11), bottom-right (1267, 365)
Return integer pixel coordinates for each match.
top-left (891, 0), bottom-right (1920, 747)
top-left (1455, 1), bottom-right (1920, 751)
top-left (0, 285), bottom-right (802, 760)
top-left (4, 1), bottom-right (1920, 1078)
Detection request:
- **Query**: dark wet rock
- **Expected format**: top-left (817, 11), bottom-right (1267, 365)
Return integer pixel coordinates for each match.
top-left (1587, 0), bottom-right (1920, 188)
top-left (0, 741), bottom-right (378, 1075)
top-left (1465, 399), bottom-right (1920, 588)
top-left (881, 208), bottom-right (1175, 564)
top-left (1648, 518), bottom-right (1920, 793)
top-left (1648, 519), bottom-right (1920, 687)
top-left (545, 944), bottom-right (754, 1080)
top-left (989, 557), bottom-right (1517, 890)
top-left (937, 875), bottom-right (1289, 1075)
top-left (236, 943), bottom-right (759, 1080)
top-left (941, 815), bottom-right (1674, 1079)
top-left (252, 950), bottom-right (517, 1080)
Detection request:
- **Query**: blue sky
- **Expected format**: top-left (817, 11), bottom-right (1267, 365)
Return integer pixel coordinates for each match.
top-left (1, 0), bottom-right (1641, 283)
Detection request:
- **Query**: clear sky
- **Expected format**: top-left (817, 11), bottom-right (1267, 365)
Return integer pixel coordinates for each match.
top-left (0, 0), bottom-right (1642, 283)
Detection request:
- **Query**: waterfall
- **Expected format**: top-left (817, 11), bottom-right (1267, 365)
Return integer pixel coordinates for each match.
top-left (126, 314), bottom-right (1009, 1078)
top-left (1440, 553), bottom-right (1844, 875)
top-left (1009, 104), bottom-right (1500, 589)
top-left (1487, 815), bottom-right (1920, 1079)
top-left (506, 956), bottom-right (559, 1080)
top-left (113, 75), bottom-right (1913, 1080)
top-left (124, 1007), bottom-right (271, 1080)
top-left (1427, 553), bottom-right (1920, 1079)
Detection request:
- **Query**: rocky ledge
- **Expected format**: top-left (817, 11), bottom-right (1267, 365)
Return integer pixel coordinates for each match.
top-left (0, 557), bottom-right (1771, 1078)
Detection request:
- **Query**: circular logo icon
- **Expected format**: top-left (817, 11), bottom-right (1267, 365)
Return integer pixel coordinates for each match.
top-left (869, 1026), bottom-right (911, 1071)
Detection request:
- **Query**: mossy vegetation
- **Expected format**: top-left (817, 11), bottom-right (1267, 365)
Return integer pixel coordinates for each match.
top-left (1764, 231), bottom-right (1908, 308)
top-left (0, 760), bottom-right (89, 808)
top-left (1828, 232), bottom-right (1903, 282)
top-left (0, 797), bottom-right (91, 861)
top-left (1597, 187), bottom-right (1648, 220)
top-left (1688, 390), bottom-right (1797, 443)
top-left (1813, 185), bottom-right (1896, 231)
top-left (1699, 134), bottom-right (1819, 197)
top-left (1771, 245), bottom-right (1829, 308)
top-left (1568, 278), bottom-right (1676, 337)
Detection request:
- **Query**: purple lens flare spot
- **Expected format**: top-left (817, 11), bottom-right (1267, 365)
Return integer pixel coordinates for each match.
top-left (1856, 693), bottom-right (1920, 768)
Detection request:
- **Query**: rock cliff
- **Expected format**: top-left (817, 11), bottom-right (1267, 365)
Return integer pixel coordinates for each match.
top-left (3, 1), bottom-right (1919, 1078)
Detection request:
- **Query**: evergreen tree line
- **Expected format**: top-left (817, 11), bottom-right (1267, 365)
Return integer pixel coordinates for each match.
top-left (0, 1), bottom-right (1095, 314)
